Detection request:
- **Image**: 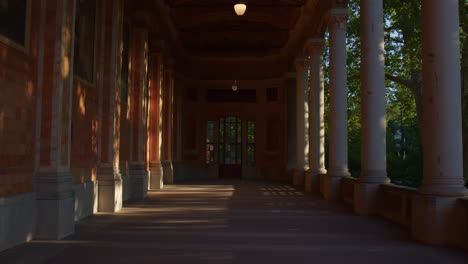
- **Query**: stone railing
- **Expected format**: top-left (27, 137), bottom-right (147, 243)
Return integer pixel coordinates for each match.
top-left (376, 183), bottom-right (417, 227)
top-left (458, 197), bottom-right (468, 249)
top-left (341, 177), bottom-right (357, 206)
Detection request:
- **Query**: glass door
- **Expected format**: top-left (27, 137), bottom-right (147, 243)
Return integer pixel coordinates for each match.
top-left (218, 117), bottom-right (242, 178)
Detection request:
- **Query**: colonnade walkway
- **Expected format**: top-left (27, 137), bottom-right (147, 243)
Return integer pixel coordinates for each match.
top-left (1, 180), bottom-right (468, 264)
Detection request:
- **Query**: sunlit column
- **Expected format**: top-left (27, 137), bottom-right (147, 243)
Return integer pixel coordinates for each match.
top-left (293, 58), bottom-right (309, 186)
top-left (412, 0), bottom-right (468, 245)
top-left (148, 53), bottom-right (164, 190)
top-left (304, 38), bottom-right (327, 193)
top-left (129, 28), bottom-right (150, 199)
top-left (34, 0), bottom-right (76, 239)
top-left (354, 0), bottom-right (390, 215)
top-left (324, 8), bottom-right (350, 200)
top-left (97, 0), bottom-right (124, 213)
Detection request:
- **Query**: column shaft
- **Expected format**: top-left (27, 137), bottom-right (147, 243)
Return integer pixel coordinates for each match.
top-left (304, 39), bottom-right (327, 192)
top-left (148, 53), bottom-right (164, 190)
top-left (419, 0), bottom-right (466, 196)
top-left (293, 58), bottom-right (309, 186)
top-left (97, 0), bottom-right (124, 213)
top-left (359, 0), bottom-right (388, 183)
top-left (35, 0), bottom-right (76, 239)
top-left (324, 9), bottom-right (349, 200)
top-left (129, 29), bottom-right (150, 199)
top-left (161, 66), bottom-right (174, 184)
top-left (354, 0), bottom-right (390, 215)
top-left (412, 0), bottom-right (467, 245)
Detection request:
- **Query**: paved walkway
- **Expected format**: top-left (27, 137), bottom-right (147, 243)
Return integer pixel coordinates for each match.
top-left (1, 180), bottom-right (468, 264)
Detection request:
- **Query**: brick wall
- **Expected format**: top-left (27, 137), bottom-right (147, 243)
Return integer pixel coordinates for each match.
top-left (0, 1), bottom-right (40, 197)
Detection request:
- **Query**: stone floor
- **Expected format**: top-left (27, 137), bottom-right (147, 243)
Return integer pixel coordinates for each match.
top-left (1, 180), bottom-right (468, 264)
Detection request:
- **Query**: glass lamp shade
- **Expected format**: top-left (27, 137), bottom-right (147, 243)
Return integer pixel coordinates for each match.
top-left (232, 80), bottom-right (238, 91)
top-left (234, 3), bottom-right (247, 16)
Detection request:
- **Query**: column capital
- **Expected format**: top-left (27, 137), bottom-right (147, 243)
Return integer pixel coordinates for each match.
top-left (294, 58), bottom-right (308, 72)
top-left (304, 38), bottom-right (325, 55)
top-left (328, 8), bottom-right (348, 30)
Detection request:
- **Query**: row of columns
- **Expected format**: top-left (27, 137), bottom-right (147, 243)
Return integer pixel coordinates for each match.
top-left (33, 0), bottom-right (176, 240)
top-left (294, 0), bottom-right (467, 245)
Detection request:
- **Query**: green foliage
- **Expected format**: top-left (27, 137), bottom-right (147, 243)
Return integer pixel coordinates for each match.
top-left (321, 0), bottom-right (466, 187)
top-left (334, 0), bottom-right (424, 186)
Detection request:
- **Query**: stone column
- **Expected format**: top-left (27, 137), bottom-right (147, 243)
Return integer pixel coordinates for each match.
top-left (412, 0), bottom-right (468, 245)
top-left (293, 58), bottom-right (309, 186)
top-left (304, 39), bottom-right (327, 193)
top-left (354, 0), bottom-right (390, 215)
top-left (323, 9), bottom-right (350, 200)
top-left (148, 53), bottom-right (164, 190)
top-left (34, 0), bottom-right (76, 239)
top-left (129, 29), bottom-right (150, 199)
top-left (284, 73), bottom-right (297, 177)
top-left (96, 0), bottom-right (124, 213)
top-left (161, 64), bottom-right (174, 184)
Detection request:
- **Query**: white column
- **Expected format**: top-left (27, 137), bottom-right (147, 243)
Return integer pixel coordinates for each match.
top-left (412, 0), bottom-right (468, 245)
top-left (354, 0), bottom-right (390, 215)
top-left (323, 9), bottom-right (350, 200)
top-left (293, 58), bottom-right (309, 186)
top-left (304, 39), bottom-right (327, 193)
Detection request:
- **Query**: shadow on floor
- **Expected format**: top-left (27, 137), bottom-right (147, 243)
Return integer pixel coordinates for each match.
top-left (1, 179), bottom-right (468, 264)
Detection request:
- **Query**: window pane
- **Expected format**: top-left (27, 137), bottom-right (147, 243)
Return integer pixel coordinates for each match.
top-left (74, 0), bottom-right (96, 82)
top-left (248, 121), bottom-right (255, 143)
top-left (236, 144), bottom-right (241, 164)
top-left (0, 0), bottom-right (27, 46)
top-left (206, 143), bottom-right (215, 164)
top-left (248, 144), bottom-right (255, 166)
top-left (219, 144), bottom-right (224, 162)
top-left (219, 119), bottom-right (224, 143)
top-left (206, 120), bottom-right (214, 143)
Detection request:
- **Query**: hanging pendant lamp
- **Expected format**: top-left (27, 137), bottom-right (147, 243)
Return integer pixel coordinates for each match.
top-left (232, 80), bottom-right (238, 91)
top-left (234, 0), bottom-right (247, 16)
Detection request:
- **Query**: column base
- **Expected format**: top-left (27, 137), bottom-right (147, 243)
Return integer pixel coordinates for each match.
top-left (292, 170), bottom-right (305, 186)
top-left (129, 164), bottom-right (149, 200)
top-left (411, 194), bottom-right (465, 246)
top-left (353, 182), bottom-right (381, 215)
top-left (97, 167), bottom-right (123, 213)
top-left (162, 161), bottom-right (174, 185)
top-left (35, 171), bottom-right (75, 240)
top-left (304, 171), bottom-right (324, 193)
top-left (120, 161), bottom-right (132, 201)
top-left (149, 163), bottom-right (164, 190)
top-left (322, 174), bottom-right (342, 200)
